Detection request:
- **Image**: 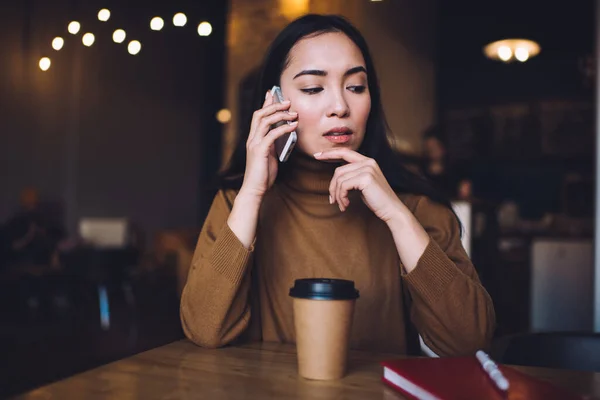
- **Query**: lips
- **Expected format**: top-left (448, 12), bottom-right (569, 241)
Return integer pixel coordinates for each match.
top-left (323, 127), bottom-right (353, 144)
top-left (323, 127), bottom-right (353, 136)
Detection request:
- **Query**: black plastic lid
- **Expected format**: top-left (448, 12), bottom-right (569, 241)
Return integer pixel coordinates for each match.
top-left (289, 278), bottom-right (359, 300)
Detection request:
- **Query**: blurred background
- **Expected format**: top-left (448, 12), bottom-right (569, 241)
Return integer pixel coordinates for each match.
top-left (0, 0), bottom-right (596, 396)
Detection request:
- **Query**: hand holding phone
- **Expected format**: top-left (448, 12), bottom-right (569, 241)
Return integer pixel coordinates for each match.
top-left (270, 86), bottom-right (297, 162)
top-left (237, 86), bottom-right (298, 200)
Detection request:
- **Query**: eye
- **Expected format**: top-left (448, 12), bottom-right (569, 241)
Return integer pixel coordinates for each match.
top-left (300, 87), bottom-right (323, 95)
top-left (348, 85), bottom-right (366, 94)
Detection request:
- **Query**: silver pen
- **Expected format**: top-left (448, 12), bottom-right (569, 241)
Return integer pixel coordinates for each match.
top-left (476, 350), bottom-right (510, 391)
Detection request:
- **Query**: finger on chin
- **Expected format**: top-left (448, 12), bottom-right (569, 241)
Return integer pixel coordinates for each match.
top-left (314, 148), bottom-right (364, 163)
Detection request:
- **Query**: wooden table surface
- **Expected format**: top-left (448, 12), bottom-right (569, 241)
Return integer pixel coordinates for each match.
top-left (14, 340), bottom-right (600, 399)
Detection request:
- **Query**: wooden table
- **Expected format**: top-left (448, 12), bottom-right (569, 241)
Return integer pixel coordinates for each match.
top-left (14, 340), bottom-right (600, 399)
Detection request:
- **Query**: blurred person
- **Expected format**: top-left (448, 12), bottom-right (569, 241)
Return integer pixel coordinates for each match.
top-left (180, 15), bottom-right (495, 356)
top-left (421, 128), bottom-right (472, 201)
top-left (1, 188), bottom-right (64, 269)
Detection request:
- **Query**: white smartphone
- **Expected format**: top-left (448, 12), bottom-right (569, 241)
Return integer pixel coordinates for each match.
top-left (270, 85), bottom-right (297, 162)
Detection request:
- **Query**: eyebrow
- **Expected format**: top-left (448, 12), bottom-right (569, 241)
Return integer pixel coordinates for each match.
top-left (292, 66), bottom-right (367, 79)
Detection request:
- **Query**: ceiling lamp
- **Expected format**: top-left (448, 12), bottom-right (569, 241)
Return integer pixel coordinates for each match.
top-left (484, 39), bottom-right (541, 63)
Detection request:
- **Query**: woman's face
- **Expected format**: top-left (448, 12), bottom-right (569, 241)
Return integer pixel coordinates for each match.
top-left (279, 32), bottom-right (371, 157)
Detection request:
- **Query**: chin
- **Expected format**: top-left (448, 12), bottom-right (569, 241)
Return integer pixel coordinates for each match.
top-left (329, 142), bottom-right (361, 153)
top-left (296, 138), bottom-right (361, 157)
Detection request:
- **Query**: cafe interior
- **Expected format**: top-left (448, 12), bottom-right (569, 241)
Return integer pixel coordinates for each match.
top-left (1, 0), bottom-right (599, 398)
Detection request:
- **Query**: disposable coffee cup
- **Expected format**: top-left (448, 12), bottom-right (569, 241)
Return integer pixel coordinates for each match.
top-left (289, 278), bottom-right (359, 380)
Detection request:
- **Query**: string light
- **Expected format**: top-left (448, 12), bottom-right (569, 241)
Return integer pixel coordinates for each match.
top-left (44, 12), bottom-right (218, 65)
top-left (128, 40), bottom-right (141, 55)
top-left (173, 13), bottom-right (187, 27)
top-left (197, 22), bottom-right (212, 36)
top-left (82, 33), bottom-right (95, 47)
top-left (113, 29), bottom-right (126, 43)
top-left (52, 37), bottom-right (64, 50)
top-left (39, 57), bottom-right (51, 71)
top-left (216, 109), bottom-right (231, 123)
top-left (98, 9), bottom-right (111, 22)
top-left (150, 17), bottom-right (164, 31)
top-left (68, 21), bottom-right (81, 35)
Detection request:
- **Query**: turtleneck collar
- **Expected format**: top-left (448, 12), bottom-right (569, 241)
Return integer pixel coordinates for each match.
top-left (278, 151), bottom-right (343, 196)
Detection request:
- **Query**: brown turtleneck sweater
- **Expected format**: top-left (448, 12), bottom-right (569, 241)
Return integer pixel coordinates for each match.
top-left (180, 154), bottom-right (495, 356)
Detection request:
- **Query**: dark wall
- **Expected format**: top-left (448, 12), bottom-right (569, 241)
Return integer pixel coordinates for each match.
top-left (0, 0), bottom-right (226, 241)
top-left (433, 0), bottom-right (595, 218)
top-left (438, 0), bottom-right (595, 107)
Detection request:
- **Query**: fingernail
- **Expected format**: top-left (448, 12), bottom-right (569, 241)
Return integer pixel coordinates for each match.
top-left (339, 204), bottom-right (344, 212)
top-left (283, 100), bottom-right (290, 104)
top-left (290, 121), bottom-right (298, 125)
top-left (265, 91), bottom-right (269, 99)
top-left (290, 111), bottom-right (298, 115)
top-left (329, 195), bottom-right (333, 204)
top-left (313, 152), bottom-right (322, 157)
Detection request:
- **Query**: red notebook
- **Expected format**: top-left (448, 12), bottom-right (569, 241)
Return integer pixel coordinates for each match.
top-left (381, 357), bottom-right (584, 400)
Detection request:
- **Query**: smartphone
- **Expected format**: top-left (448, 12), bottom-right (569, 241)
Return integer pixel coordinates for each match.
top-left (270, 85), bottom-right (297, 162)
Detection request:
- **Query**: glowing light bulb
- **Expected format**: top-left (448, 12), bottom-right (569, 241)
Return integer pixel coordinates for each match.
top-left (39, 57), bottom-right (51, 71)
top-left (82, 33), bottom-right (95, 47)
top-left (113, 29), bottom-right (126, 43)
top-left (98, 9), bottom-right (110, 22)
top-left (68, 21), bottom-right (81, 35)
top-left (52, 37), bottom-right (64, 50)
top-left (216, 109), bottom-right (231, 123)
top-left (197, 21), bottom-right (212, 36)
top-left (150, 17), bottom-right (164, 31)
top-left (515, 47), bottom-right (530, 62)
top-left (128, 40), bottom-right (141, 55)
top-left (173, 13), bottom-right (187, 27)
top-left (497, 45), bottom-right (512, 62)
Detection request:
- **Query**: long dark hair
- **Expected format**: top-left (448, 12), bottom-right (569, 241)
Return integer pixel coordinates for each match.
top-left (220, 14), bottom-right (458, 219)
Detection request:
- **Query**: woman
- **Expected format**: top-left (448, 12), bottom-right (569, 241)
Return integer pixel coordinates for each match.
top-left (181, 14), bottom-right (495, 356)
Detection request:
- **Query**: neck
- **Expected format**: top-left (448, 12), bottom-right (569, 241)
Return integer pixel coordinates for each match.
top-left (279, 151), bottom-right (342, 196)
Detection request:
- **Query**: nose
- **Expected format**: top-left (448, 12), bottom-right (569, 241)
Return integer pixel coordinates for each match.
top-left (326, 89), bottom-right (350, 118)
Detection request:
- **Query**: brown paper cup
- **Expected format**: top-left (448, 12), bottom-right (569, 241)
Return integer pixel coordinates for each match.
top-left (289, 279), bottom-right (359, 380)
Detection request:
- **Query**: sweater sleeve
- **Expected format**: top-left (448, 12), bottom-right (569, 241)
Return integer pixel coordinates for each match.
top-left (402, 196), bottom-right (496, 356)
top-left (180, 189), bottom-right (255, 348)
